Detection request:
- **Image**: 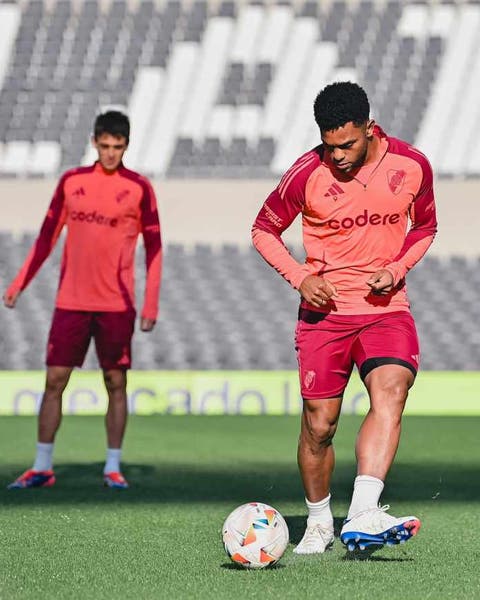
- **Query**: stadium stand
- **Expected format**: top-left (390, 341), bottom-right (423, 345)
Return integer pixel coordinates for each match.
top-left (0, 0), bottom-right (479, 372)
top-left (0, 0), bottom-right (480, 177)
top-left (0, 234), bottom-right (479, 371)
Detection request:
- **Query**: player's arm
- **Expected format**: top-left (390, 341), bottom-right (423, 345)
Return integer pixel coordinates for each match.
top-left (139, 178), bottom-right (162, 332)
top-left (3, 175), bottom-right (67, 308)
top-left (251, 155), bottom-right (314, 289)
top-left (369, 158), bottom-right (437, 294)
top-left (251, 187), bottom-right (307, 286)
top-left (252, 156), bottom-right (337, 307)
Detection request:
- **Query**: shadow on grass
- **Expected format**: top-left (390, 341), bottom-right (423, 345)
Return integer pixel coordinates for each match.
top-left (342, 550), bottom-right (414, 563)
top-left (0, 460), bottom-right (478, 507)
top-left (219, 562), bottom-right (286, 571)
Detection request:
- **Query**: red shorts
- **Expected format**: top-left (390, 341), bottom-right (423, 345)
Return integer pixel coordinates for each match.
top-left (47, 308), bottom-right (136, 370)
top-left (295, 309), bottom-right (419, 399)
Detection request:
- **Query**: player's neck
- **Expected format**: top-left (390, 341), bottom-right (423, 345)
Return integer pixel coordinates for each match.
top-left (348, 136), bottom-right (388, 188)
top-left (363, 135), bottom-right (385, 166)
top-left (95, 161), bottom-right (122, 175)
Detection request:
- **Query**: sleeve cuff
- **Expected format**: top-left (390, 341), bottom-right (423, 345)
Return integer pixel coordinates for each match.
top-left (141, 308), bottom-right (158, 321)
top-left (384, 262), bottom-right (407, 286)
top-left (288, 265), bottom-right (316, 290)
top-left (6, 282), bottom-right (22, 297)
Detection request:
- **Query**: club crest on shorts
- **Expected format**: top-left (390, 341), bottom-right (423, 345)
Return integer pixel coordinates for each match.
top-left (304, 370), bottom-right (316, 391)
top-left (387, 169), bottom-right (406, 195)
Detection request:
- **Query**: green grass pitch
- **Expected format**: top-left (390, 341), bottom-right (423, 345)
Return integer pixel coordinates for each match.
top-left (0, 415), bottom-right (478, 599)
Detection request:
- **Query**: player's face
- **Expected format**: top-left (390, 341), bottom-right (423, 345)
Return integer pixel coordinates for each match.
top-left (93, 133), bottom-right (128, 172)
top-left (321, 120), bottom-right (374, 173)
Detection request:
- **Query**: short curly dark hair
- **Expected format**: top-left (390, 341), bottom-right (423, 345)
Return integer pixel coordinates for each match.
top-left (313, 82), bottom-right (370, 132)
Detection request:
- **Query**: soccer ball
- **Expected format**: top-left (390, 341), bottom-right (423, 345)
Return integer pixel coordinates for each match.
top-left (222, 502), bottom-right (289, 569)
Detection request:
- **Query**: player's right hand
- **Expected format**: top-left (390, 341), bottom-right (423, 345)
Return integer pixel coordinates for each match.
top-left (140, 317), bottom-right (156, 332)
top-left (3, 289), bottom-right (20, 308)
top-left (299, 275), bottom-right (338, 308)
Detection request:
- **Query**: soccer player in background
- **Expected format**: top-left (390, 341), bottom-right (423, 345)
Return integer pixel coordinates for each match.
top-left (3, 110), bottom-right (162, 489)
top-left (252, 82), bottom-right (437, 553)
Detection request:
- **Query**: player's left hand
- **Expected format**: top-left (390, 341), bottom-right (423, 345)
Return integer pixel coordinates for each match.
top-left (140, 317), bottom-right (156, 332)
top-left (3, 289), bottom-right (20, 308)
top-left (367, 269), bottom-right (394, 295)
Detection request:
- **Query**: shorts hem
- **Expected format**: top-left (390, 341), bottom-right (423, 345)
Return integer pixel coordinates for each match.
top-left (359, 357), bottom-right (417, 381)
top-left (46, 361), bottom-right (82, 368)
top-left (301, 391), bottom-right (345, 401)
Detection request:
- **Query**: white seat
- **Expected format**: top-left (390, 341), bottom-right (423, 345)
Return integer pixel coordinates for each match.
top-left (0, 141), bottom-right (31, 176)
top-left (29, 141), bottom-right (61, 176)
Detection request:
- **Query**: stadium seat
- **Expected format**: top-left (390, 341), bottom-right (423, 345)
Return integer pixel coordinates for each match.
top-left (29, 141), bottom-right (61, 176)
top-left (1, 236), bottom-right (479, 371)
top-left (0, 0), bottom-right (479, 177)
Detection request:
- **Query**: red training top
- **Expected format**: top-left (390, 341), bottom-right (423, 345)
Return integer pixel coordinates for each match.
top-left (7, 162), bottom-right (162, 320)
top-left (252, 126), bottom-right (437, 315)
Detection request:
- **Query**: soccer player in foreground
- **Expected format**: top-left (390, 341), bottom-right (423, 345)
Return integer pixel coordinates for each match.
top-left (4, 110), bottom-right (162, 490)
top-left (252, 82), bottom-right (436, 553)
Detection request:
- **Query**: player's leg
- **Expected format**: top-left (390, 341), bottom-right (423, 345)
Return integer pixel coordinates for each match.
top-left (8, 309), bottom-right (91, 489)
top-left (103, 368), bottom-right (129, 488)
top-left (298, 397), bottom-right (342, 502)
top-left (94, 310), bottom-right (135, 489)
top-left (104, 368), bottom-right (128, 448)
top-left (341, 312), bottom-right (421, 550)
top-left (38, 366), bottom-right (74, 444)
top-left (294, 396), bottom-right (342, 554)
top-left (8, 309), bottom-right (92, 489)
top-left (294, 310), bottom-right (355, 554)
top-left (356, 363), bottom-right (414, 485)
top-left (8, 365), bottom-right (74, 489)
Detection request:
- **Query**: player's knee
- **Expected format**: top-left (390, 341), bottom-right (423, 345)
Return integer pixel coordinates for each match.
top-left (380, 379), bottom-right (409, 403)
top-left (304, 416), bottom-right (337, 446)
top-left (103, 369), bottom-right (126, 394)
top-left (371, 379), bottom-right (409, 420)
top-left (45, 371), bottom-right (70, 395)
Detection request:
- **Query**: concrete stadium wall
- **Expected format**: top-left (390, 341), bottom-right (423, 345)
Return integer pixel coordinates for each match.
top-left (0, 178), bottom-right (478, 257)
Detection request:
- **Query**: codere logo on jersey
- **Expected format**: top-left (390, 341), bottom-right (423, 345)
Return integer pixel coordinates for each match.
top-left (71, 210), bottom-right (118, 227)
top-left (323, 209), bottom-right (400, 230)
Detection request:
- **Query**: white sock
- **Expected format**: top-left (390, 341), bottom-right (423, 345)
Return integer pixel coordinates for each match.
top-left (347, 475), bottom-right (384, 519)
top-left (32, 442), bottom-right (54, 471)
top-left (104, 448), bottom-right (122, 474)
top-left (306, 494), bottom-right (333, 526)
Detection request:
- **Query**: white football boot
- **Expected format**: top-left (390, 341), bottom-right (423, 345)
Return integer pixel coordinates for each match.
top-left (293, 521), bottom-right (334, 555)
top-left (340, 505), bottom-right (421, 552)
